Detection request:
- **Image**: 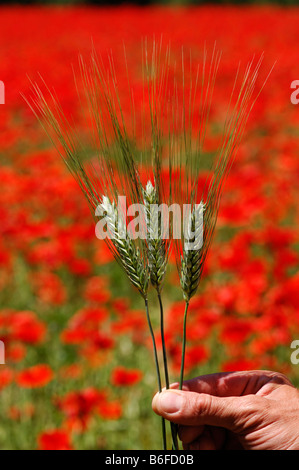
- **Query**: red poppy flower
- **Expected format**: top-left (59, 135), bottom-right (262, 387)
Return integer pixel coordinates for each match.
top-left (61, 307), bottom-right (109, 341)
top-left (6, 342), bottom-right (26, 363)
top-left (16, 364), bottom-right (53, 388)
top-left (10, 311), bottom-right (46, 344)
top-left (32, 272), bottom-right (67, 306)
top-left (184, 345), bottom-right (210, 371)
top-left (56, 387), bottom-right (107, 432)
top-left (111, 298), bottom-right (130, 315)
top-left (69, 258), bottom-right (91, 276)
top-left (38, 429), bottom-right (73, 450)
top-left (111, 366), bottom-right (143, 386)
top-left (221, 358), bottom-right (262, 372)
top-left (83, 276), bottom-right (110, 303)
top-left (220, 318), bottom-right (253, 344)
top-left (94, 244), bottom-right (114, 265)
top-left (111, 310), bottom-right (146, 335)
top-left (98, 400), bottom-right (122, 420)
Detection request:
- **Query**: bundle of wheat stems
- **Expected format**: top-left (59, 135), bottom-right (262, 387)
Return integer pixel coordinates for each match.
top-left (26, 41), bottom-right (270, 450)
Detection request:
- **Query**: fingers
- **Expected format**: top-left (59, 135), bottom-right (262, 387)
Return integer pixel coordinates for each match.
top-left (185, 427), bottom-right (217, 450)
top-left (178, 424), bottom-right (204, 444)
top-left (169, 370), bottom-right (292, 397)
top-left (185, 427), bottom-right (226, 450)
top-left (152, 389), bottom-right (253, 429)
top-left (179, 424), bottom-right (243, 450)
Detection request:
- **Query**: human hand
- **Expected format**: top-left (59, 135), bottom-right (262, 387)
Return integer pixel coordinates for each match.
top-left (152, 370), bottom-right (299, 450)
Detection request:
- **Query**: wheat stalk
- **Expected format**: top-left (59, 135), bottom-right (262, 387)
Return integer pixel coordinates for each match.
top-left (143, 180), bottom-right (168, 290)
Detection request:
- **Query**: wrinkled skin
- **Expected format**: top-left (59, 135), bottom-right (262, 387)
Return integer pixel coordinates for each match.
top-left (152, 370), bottom-right (299, 450)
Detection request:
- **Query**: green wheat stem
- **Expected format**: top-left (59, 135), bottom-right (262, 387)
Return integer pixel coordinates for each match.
top-left (157, 290), bottom-right (179, 451)
top-left (157, 290), bottom-right (169, 388)
top-left (144, 297), bottom-right (167, 450)
top-left (179, 301), bottom-right (190, 390)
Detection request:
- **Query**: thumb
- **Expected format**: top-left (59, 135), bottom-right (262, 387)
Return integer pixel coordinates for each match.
top-left (152, 389), bottom-right (254, 430)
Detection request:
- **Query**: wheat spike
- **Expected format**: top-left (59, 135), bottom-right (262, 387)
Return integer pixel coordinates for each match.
top-left (143, 181), bottom-right (168, 290)
top-left (101, 196), bottom-right (149, 299)
top-left (180, 202), bottom-right (205, 302)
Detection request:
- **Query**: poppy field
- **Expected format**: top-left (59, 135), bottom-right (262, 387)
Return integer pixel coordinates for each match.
top-left (1, 4), bottom-right (299, 450)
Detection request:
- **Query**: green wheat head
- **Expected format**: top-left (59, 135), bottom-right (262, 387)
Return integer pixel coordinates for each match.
top-left (100, 196), bottom-right (149, 299)
top-left (180, 202), bottom-right (205, 302)
top-left (143, 180), bottom-right (168, 291)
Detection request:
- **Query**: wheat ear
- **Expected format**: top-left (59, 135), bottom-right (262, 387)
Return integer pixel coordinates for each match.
top-left (180, 202), bottom-right (205, 302)
top-left (143, 181), bottom-right (168, 290)
top-left (101, 196), bottom-right (149, 299)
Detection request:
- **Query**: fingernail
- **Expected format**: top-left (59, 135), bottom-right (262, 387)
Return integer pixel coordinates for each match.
top-left (158, 391), bottom-right (184, 414)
